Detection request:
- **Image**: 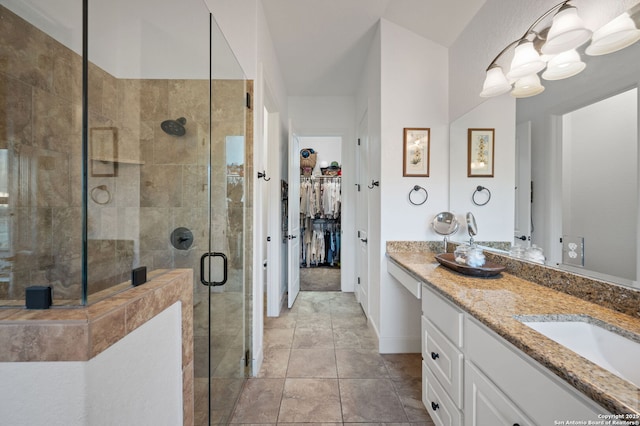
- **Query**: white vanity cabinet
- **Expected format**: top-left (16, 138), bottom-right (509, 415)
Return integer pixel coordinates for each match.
top-left (422, 284), bottom-right (464, 425)
top-left (465, 317), bottom-right (604, 425)
top-left (421, 283), bottom-right (607, 426)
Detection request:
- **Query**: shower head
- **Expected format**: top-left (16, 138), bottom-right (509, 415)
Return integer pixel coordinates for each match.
top-left (161, 117), bottom-right (187, 137)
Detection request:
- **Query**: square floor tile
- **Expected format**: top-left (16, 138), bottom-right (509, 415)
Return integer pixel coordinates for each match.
top-left (339, 378), bottom-right (408, 423)
top-left (258, 348), bottom-right (291, 378)
top-left (228, 378), bottom-right (284, 424)
top-left (393, 377), bottom-right (433, 422)
top-left (278, 378), bottom-right (342, 423)
top-left (336, 348), bottom-right (389, 378)
top-left (382, 353), bottom-right (423, 379)
top-left (287, 348), bottom-right (337, 378)
top-left (263, 328), bottom-right (294, 350)
top-left (292, 327), bottom-right (335, 349)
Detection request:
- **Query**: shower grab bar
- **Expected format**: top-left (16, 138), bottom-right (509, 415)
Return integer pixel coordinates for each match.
top-left (200, 252), bottom-right (228, 286)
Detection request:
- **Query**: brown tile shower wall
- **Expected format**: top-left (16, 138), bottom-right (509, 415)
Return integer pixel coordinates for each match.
top-left (1, 6), bottom-right (253, 305)
top-left (0, 6), bottom-right (84, 302)
top-left (0, 6), bottom-right (138, 301)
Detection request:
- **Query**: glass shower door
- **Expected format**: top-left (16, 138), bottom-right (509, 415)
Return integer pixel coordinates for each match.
top-left (79, 1), bottom-right (252, 423)
top-left (195, 13), bottom-right (252, 425)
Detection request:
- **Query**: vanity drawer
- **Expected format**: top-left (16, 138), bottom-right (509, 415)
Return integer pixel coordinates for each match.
top-left (423, 317), bottom-right (464, 409)
top-left (422, 284), bottom-right (464, 347)
top-left (388, 260), bottom-right (422, 299)
top-left (423, 360), bottom-right (462, 426)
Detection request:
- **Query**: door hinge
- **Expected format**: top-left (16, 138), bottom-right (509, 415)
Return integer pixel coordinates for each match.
top-left (357, 277), bottom-right (361, 284)
top-left (246, 92), bottom-right (252, 110)
top-left (245, 349), bottom-right (250, 367)
top-left (531, 181), bottom-right (534, 203)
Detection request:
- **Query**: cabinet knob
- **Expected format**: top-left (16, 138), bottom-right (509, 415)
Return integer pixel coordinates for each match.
top-left (513, 424), bottom-right (520, 426)
top-left (431, 401), bottom-right (439, 411)
top-left (431, 352), bottom-right (439, 360)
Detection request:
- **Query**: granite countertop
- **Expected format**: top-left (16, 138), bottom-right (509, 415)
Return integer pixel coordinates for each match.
top-left (386, 249), bottom-right (640, 416)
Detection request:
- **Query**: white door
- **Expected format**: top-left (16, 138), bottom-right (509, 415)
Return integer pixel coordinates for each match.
top-left (356, 112), bottom-right (369, 316)
top-left (266, 109), bottom-right (281, 317)
top-left (514, 121), bottom-right (532, 247)
top-left (287, 120), bottom-right (301, 308)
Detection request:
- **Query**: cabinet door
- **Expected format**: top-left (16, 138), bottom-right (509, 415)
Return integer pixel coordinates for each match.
top-left (465, 361), bottom-right (534, 426)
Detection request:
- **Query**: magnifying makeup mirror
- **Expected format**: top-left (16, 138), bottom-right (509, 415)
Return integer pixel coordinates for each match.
top-left (466, 212), bottom-right (478, 245)
top-left (432, 212), bottom-right (459, 252)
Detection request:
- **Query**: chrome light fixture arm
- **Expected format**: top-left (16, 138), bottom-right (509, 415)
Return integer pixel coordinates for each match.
top-left (485, 0), bottom-right (570, 70)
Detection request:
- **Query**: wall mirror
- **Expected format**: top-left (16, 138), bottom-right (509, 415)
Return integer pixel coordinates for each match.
top-left (516, 36), bottom-right (639, 288)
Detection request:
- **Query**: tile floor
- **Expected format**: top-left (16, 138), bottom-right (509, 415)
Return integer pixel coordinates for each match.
top-left (228, 291), bottom-right (435, 425)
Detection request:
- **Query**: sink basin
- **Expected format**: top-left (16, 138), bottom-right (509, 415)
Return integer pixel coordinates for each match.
top-left (516, 315), bottom-right (640, 388)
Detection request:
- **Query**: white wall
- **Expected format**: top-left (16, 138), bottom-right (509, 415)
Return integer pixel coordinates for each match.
top-left (206, 0), bottom-right (258, 79)
top-left (288, 96), bottom-right (357, 293)
top-left (370, 19), bottom-right (449, 353)
top-left (0, 303), bottom-right (183, 426)
top-left (449, 95), bottom-right (516, 243)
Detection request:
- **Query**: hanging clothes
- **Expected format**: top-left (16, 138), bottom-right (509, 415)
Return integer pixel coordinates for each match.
top-left (299, 176), bottom-right (341, 267)
top-left (299, 176), bottom-right (341, 219)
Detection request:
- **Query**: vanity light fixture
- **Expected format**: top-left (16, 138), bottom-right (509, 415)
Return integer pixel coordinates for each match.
top-left (541, 3), bottom-right (592, 55)
top-left (511, 73), bottom-right (545, 98)
top-left (541, 49), bottom-right (585, 80)
top-left (507, 40), bottom-right (546, 80)
top-left (585, 10), bottom-right (640, 56)
top-left (480, 1), bottom-right (640, 98)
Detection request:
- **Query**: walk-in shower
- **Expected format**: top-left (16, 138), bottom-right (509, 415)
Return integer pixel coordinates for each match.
top-left (0, 1), bottom-right (252, 424)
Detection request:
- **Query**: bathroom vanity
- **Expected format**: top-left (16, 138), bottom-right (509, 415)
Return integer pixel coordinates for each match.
top-left (387, 242), bottom-right (640, 425)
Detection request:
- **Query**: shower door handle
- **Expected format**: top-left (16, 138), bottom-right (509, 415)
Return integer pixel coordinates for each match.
top-left (200, 252), bottom-right (228, 286)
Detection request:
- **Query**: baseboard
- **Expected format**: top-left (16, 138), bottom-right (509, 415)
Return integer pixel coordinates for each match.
top-left (378, 336), bottom-right (421, 354)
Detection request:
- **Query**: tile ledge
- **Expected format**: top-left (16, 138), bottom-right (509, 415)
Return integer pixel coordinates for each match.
top-left (0, 269), bottom-right (192, 362)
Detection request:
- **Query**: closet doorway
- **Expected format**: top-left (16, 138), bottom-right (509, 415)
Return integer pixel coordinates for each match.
top-left (298, 136), bottom-right (343, 292)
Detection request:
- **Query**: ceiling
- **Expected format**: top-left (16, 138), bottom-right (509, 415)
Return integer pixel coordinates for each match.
top-left (261, 0), bottom-right (486, 96)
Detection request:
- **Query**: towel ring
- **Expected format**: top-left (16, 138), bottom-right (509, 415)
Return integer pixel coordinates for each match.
top-left (90, 185), bottom-right (112, 205)
top-left (409, 185), bottom-right (429, 206)
top-left (472, 185), bottom-right (491, 206)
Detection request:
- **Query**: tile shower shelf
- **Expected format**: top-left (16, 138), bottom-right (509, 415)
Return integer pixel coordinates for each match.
top-left (92, 157), bottom-right (145, 164)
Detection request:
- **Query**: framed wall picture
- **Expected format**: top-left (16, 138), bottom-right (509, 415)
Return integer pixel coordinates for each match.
top-left (90, 127), bottom-right (118, 177)
top-left (467, 128), bottom-right (494, 177)
top-left (403, 128), bottom-right (430, 177)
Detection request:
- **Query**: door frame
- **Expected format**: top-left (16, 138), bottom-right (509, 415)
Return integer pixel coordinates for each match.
top-left (514, 121), bottom-right (532, 247)
top-left (355, 110), bottom-right (369, 316)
